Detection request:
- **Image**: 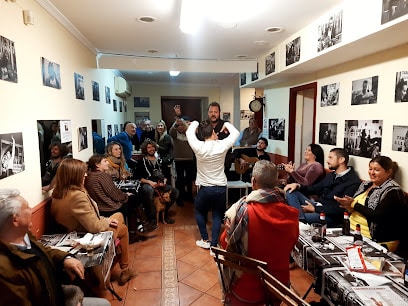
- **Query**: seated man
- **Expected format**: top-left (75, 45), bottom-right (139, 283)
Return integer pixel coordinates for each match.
top-left (220, 161), bottom-right (299, 305)
top-left (0, 188), bottom-right (110, 306)
top-left (233, 137), bottom-right (270, 182)
top-left (284, 147), bottom-right (361, 227)
top-left (234, 118), bottom-right (262, 147)
top-left (135, 139), bottom-right (179, 225)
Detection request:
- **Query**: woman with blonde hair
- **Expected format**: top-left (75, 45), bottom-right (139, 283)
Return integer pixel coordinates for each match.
top-left (51, 158), bottom-right (137, 286)
top-left (105, 142), bottom-right (131, 180)
top-left (155, 120), bottom-right (173, 182)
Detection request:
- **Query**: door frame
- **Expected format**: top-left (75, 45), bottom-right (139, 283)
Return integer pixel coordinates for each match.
top-left (288, 82), bottom-right (317, 163)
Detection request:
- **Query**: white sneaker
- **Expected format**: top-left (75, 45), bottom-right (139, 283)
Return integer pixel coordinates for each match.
top-left (196, 239), bottom-right (211, 249)
top-left (209, 249), bottom-right (215, 257)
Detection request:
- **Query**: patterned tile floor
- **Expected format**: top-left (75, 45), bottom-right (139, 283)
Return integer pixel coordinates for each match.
top-left (95, 200), bottom-right (321, 305)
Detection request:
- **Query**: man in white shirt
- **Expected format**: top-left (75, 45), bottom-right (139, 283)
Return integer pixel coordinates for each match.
top-left (186, 119), bottom-right (239, 249)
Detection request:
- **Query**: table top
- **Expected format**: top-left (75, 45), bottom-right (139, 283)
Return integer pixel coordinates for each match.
top-left (39, 231), bottom-right (113, 269)
top-left (293, 227), bottom-right (408, 305)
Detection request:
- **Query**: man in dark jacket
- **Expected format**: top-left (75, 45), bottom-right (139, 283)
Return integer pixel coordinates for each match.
top-left (0, 188), bottom-right (109, 306)
top-left (284, 148), bottom-right (361, 227)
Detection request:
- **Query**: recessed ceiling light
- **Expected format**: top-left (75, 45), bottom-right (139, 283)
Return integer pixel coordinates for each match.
top-left (254, 40), bottom-right (268, 46)
top-left (265, 26), bottom-right (283, 33)
top-left (138, 16), bottom-right (156, 23)
top-left (147, 49), bottom-right (158, 54)
top-left (236, 55), bottom-right (247, 59)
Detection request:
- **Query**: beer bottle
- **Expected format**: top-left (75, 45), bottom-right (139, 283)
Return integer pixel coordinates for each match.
top-left (342, 211), bottom-right (350, 236)
top-left (353, 223), bottom-right (363, 246)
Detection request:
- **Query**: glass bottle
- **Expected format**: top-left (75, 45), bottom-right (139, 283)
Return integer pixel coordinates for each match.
top-left (342, 211), bottom-right (350, 236)
top-left (320, 212), bottom-right (327, 237)
top-left (353, 223), bottom-right (363, 246)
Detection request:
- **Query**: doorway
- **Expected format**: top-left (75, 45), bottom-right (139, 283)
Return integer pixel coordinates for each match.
top-left (161, 96), bottom-right (206, 128)
top-left (288, 83), bottom-right (317, 165)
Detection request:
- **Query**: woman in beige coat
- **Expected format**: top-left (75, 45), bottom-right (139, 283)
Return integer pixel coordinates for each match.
top-left (51, 158), bottom-right (136, 286)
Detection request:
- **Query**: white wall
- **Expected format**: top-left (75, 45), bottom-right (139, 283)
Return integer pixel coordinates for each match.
top-left (0, 0), bottom-right (125, 206)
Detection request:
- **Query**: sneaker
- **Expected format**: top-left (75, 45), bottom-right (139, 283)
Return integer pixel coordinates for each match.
top-left (196, 239), bottom-right (211, 249)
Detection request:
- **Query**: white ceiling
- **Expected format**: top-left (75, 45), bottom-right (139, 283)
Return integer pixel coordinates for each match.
top-left (36, 0), bottom-right (347, 86)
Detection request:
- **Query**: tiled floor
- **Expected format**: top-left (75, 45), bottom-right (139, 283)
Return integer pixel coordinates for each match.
top-left (96, 200), bottom-right (321, 305)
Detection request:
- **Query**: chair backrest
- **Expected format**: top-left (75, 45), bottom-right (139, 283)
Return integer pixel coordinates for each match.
top-left (211, 247), bottom-right (267, 299)
top-left (258, 266), bottom-right (311, 306)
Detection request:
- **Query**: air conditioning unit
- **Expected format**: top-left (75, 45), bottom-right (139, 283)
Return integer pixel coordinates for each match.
top-left (114, 76), bottom-right (132, 98)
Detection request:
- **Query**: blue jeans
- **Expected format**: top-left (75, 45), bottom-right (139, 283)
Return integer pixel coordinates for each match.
top-left (195, 185), bottom-right (226, 247)
top-left (285, 190), bottom-right (320, 224)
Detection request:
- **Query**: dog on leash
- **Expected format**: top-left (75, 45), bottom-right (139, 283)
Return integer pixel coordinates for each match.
top-left (154, 189), bottom-right (172, 226)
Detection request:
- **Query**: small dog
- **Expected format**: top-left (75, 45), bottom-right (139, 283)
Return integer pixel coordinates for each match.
top-left (154, 189), bottom-right (172, 226)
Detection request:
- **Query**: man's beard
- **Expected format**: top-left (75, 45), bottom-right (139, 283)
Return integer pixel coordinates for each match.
top-left (328, 164), bottom-right (338, 171)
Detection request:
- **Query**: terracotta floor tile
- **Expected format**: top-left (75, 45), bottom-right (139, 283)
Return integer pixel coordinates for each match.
top-left (200, 257), bottom-right (218, 275)
top-left (124, 288), bottom-right (161, 306)
top-left (206, 282), bottom-right (223, 300)
top-left (131, 271), bottom-right (162, 290)
top-left (181, 268), bottom-right (219, 292)
top-left (134, 243), bottom-right (161, 258)
top-left (175, 242), bottom-right (195, 259)
top-left (177, 259), bottom-right (199, 281)
top-left (133, 256), bottom-right (162, 272)
top-left (178, 248), bottom-right (212, 268)
top-left (189, 293), bottom-right (223, 306)
top-left (178, 282), bottom-right (203, 306)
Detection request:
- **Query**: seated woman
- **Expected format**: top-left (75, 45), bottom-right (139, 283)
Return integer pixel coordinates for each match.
top-left (335, 155), bottom-right (408, 253)
top-left (155, 120), bottom-right (173, 183)
top-left (50, 158), bottom-right (137, 286)
top-left (281, 144), bottom-right (325, 186)
top-left (105, 142), bottom-right (131, 180)
top-left (85, 154), bottom-right (152, 239)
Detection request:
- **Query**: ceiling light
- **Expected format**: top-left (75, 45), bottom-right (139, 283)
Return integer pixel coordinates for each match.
top-left (265, 26), bottom-right (283, 33)
top-left (254, 40), bottom-right (268, 46)
top-left (180, 0), bottom-right (203, 34)
top-left (138, 16), bottom-right (156, 23)
top-left (169, 71), bottom-right (180, 77)
top-left (236, 55), bottom-right (248, 59)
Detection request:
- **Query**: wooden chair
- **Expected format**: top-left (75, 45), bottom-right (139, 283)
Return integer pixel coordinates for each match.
top-left (258, 266), bottom-right (310, 306)
top-left (211, 246), bottom-right (267, 305)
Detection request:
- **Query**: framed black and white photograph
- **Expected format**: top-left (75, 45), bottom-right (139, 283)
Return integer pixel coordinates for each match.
top-left (114, 124), bottom-right (119, 136)
top-left (119, 101), bottom-right (123, 112)
top-left (240, 73), bottom-right (246, 86)
top-left (0, 35), bottom-right (18, 83)
top-left (317, 11), bottom-right (343, 52)
top-left (319, 123), bottom-right (337, 145)
top-left (286, 37), bottom-right (301, 66)
top-left (251, 63), bottom-right (258, 81)
top-left (395, 71), bottom-right (408, 102)
top-left (78, 127), bottom-right (88, 152)
top-left (381, 0), bottom-right (408, 24)
top-left (392, 125), bottom-right (408, 152)
top-left (134, 97), bottom-right (150, 108)
top-left (344, 120), bottom-right (382, 158)
top-left (268, 118), bottom-right (285, 141)
top-left (41, 57), bottom-right (61, 89)
top-left (92, 81), bottom-right (100, 101)
top-left (74, 72), bottom-right (85, 100)
top-left (222, 112), bottom-right (231, 121)
top-left (124, 100), bottom-right (127, 112)
top-left (265, 52), bottom-right (275, 75)
top-left (120, 123), bottom-right (124, 132)
top-left (113, 99), bottom-right (118, 112)
top-left (0, 132), bottom-right (24, 179)
top-left (321, 82), bottom-right (340, 106)
top-left (107, 124), bottom-right (112, 138)
top-left (134, 112), bottom-right (150, 125)
top-left (240, 110), bottom-right (254, 120)
top-left (351, 76), bottom-right (378, 105)
top-left (105, 86), bottom-right (111, 104)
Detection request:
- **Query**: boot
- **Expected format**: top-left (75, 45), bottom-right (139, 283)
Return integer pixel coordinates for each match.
top-left (118, 268), bottom-right (138, 286)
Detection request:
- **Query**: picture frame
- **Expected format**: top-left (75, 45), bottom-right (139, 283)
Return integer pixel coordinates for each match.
top-left (134, 97), bottom-right (150, 107)
top-left (265, 52), bottom-right (275, 75)
top-left (41, 57), bottom-right (61, 89)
